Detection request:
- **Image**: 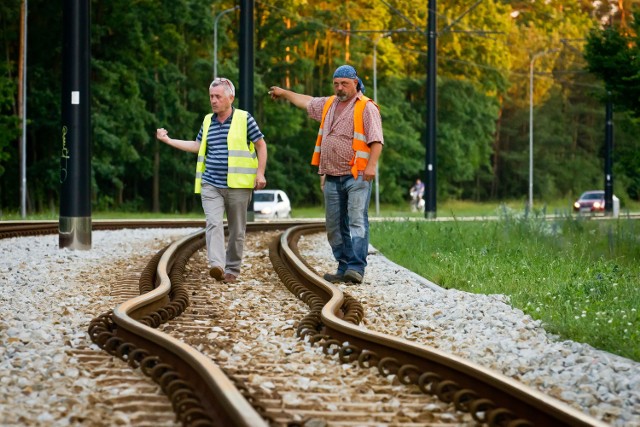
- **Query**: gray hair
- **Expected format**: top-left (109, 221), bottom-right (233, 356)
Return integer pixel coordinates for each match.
top-left (210, 77), bottom-right (235, 97)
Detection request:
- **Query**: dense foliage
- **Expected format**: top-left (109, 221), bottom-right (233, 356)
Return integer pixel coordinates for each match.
top-left (1, 0), bottom-right (639, 214)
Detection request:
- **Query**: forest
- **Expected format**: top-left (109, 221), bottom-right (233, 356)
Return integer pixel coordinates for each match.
top-left (1, 0), bottom-right (639, 214)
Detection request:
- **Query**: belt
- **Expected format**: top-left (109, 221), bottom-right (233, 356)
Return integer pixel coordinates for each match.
top-left (325, 172), bottom-right (363, 181)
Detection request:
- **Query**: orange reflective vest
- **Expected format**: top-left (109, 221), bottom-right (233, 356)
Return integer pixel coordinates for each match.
top-left (311, 95), bottom-right (378, 179)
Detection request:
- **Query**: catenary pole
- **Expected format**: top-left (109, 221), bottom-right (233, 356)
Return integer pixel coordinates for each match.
top-left (425, 0), bottom-right (437, 218)
top-left (60, 0), bottom-right (91, 250)
top-left (604, 95), bottom-right (613, 215)
top-left (239, 0), bottom-right (255, 220)
top-left (19, 0), bottom-right (28, 218)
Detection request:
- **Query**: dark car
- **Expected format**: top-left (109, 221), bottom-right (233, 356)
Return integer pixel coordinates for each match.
top-left (573, 190), bottom-right (606, 213)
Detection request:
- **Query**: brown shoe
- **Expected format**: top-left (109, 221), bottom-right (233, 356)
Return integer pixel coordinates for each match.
top-left (223, 273), bottom-right (237, 283)
top-left (209, 266), bottom-right (224, 281)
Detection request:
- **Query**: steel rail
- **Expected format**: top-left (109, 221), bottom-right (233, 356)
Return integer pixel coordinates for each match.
top-left (277, 223), bottom-right (607, 427)
top-left (111, 229), bottom-right (268, 427)
top-left (85, 221), bottom-right (305, 426)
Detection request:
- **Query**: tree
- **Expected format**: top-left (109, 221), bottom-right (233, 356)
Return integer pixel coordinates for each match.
top-left (585, 11), bottom-right (640, 116)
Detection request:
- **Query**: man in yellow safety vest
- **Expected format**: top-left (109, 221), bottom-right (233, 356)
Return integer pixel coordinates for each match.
top-left (156, 77), bottom-right (267, 283)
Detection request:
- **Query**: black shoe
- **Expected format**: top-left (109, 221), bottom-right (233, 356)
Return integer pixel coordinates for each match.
top-left (344, 269), bottom-right (363, 284)
top-left (323, 272), bottom-right (345, 283)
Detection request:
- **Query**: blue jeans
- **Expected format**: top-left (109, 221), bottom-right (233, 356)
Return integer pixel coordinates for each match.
top-left (323, 174), bottom-right (372, 276)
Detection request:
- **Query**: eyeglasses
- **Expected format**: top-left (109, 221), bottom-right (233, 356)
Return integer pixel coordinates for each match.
top-left (211, 77), bottom-right (235, 96)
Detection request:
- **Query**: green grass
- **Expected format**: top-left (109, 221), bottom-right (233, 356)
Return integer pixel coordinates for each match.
top-left (370, 212), bottom-right (640, 361)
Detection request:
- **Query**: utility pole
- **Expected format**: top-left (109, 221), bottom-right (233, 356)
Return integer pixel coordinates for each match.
top-left (528, 49), bottom-right (557, 211)
top-left (425, 0), bottom-right (437, 218)
top-left (372, 33), bottom-right (392, 217)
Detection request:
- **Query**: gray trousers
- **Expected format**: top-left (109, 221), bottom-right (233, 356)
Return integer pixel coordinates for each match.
top-left (201, 183), bottom-right (252, 276)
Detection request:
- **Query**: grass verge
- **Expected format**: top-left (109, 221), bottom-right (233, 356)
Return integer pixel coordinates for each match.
top-left (370, 209), bottom-right (640, 362)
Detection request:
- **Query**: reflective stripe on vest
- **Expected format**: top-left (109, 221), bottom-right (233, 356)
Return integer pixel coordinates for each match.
top-left (311, 95), bottom-right (378, 179)
top-left (194, 109), bottom-right (257, 193)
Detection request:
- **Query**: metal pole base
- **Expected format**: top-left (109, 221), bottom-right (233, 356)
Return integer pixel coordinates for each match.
top-left (59, 216), bottom-right (92, 250)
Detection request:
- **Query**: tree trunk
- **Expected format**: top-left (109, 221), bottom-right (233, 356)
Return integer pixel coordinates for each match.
top-left (152, 71), bottom-right (160, 213)
top-left (285, 18), bottom-right (291, 88)
top-left (344, 21), bottom-right (350, 62)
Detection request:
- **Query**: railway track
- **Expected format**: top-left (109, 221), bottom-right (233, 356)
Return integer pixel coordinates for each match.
top-left (142, 230), bottom-right (476, 426)
top-left (0, 219), bottom-right (207, 239)
top-left (2, 220), bottom-right (609, 426)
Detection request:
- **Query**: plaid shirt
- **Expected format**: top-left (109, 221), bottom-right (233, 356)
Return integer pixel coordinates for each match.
top-left (307, 93), bottom-right (383, 176)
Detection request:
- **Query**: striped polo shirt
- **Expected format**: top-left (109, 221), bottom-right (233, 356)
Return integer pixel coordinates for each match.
top-left (195, 108), bottom-right (264, 188)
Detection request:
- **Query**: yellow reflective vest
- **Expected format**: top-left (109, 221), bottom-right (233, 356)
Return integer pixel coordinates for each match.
top-left (311, 95), bottom-right (378, 179)
top-left (194, 109), bottom-right (258, 193)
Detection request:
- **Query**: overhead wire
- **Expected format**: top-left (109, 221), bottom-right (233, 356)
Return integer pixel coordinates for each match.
top-left (378, 0), bottom-right (426, 33)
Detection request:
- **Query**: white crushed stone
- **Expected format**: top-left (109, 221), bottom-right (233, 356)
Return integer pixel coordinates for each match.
top-left (0, 228), bottom-right (198, 426)
top-left (298, 233), bottom-right (640, 427)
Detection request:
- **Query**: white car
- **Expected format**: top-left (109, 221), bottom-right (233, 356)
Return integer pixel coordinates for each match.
top-left (253, 189), bottom-right (292, 219)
